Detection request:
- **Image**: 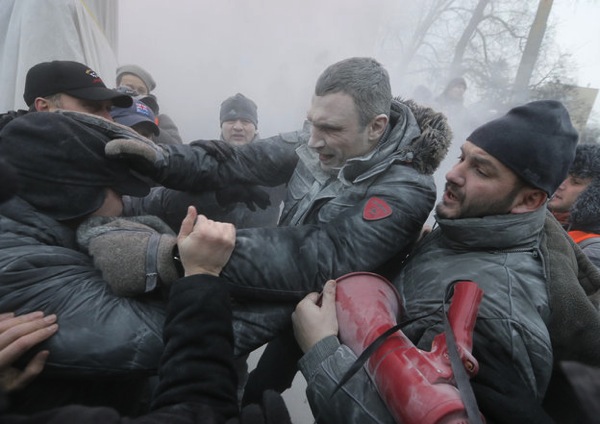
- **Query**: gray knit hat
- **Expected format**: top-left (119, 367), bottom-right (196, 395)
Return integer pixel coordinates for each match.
top-left (468, 100), bottom-right (578, 195)
top-left (116, 64), bottom-right (157, 92)
top-left (220, 93), bottom-right (258, 126)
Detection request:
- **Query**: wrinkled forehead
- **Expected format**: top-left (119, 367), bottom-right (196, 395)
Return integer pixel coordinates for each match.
top-left (307, 92), bottom-right (359, 124)
top-left (460, 141), bottom-right (519, 180)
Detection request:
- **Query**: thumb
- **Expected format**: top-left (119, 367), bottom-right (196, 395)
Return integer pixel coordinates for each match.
top-left (178, 206), bottom-right (197, 242)
top-left (302, 292), bottom-right (321, 304)
top-left (320, 280), bottom-right (337, 311)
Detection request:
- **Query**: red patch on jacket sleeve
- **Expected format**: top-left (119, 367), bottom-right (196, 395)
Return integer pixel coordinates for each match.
top-left (363, 197), bottom-right (392, 220)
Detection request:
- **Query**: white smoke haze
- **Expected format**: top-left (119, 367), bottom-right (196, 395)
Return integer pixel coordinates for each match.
top-left (118, 0), bottom-right (397, 142)
top-left (118, 1), bottom-right (600, 219)
top-left (1, 1), bottom-right (598, 421)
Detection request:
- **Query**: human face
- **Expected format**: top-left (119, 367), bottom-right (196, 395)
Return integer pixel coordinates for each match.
top-left (436, 141), bottom-right (525, 219)
top-left (307, 92), bottom-right (375, 173)
top-left (118, 74), bottom-right (149, 96)
top-left (548, 175), bottom-right (592, 213)
top-left (447, 85), bottom-right (466, 101)
top-left (90, 188), bottom-right (124, 217)
top-left (44, 93), bottom-right (113, 120)
top-left (221, 119), bottom-right (257, 145)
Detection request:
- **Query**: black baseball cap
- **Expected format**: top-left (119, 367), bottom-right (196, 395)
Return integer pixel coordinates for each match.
top-left (23, 60), bottom-right (132, 108)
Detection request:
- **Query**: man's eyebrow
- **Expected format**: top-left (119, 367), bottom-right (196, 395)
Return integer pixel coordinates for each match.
top-left (470, 154), bottom-right (499, 172)
top-left (309, 118), bottom-right (343, 131)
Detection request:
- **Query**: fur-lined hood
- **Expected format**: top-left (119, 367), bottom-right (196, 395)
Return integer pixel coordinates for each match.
top-left (570, 181), bottom-right (600, 233)
top-left (391, 97), bottom-right (452, 175)
top-left (569, 143), bottom-right (600, 232)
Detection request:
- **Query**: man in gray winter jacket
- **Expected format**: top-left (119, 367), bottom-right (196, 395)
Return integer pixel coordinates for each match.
top-left (105, 57), bottom-right (453, 357)
top-left (292, 100), bottom-right (583, 424)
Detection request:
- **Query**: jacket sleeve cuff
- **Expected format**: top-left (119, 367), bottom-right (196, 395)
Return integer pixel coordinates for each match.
top-left (298, 335), bottom-right (341, 380)
top-left (169, 274), bottom-right (225, 297)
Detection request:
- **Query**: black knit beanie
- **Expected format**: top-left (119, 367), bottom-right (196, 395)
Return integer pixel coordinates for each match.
top-left (0, 112), bottom-right (151, 220)
top-left (220, 93), bottom-right (258, 126)
top-left (468, 100), bottom-right (578, 195)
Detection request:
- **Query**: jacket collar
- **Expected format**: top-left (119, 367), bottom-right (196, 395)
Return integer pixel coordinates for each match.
top-left (435, 206), bottom-right (546, 250)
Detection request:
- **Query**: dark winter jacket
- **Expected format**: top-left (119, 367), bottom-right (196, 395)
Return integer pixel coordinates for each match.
top-left (0, 196), bottom-right (165, 412)
top-left (0, 276), bottom-right (275, 423)
top-left (154, 99), bottom-right (451, 300)
top-left (149, 99), bottom-right (451, 355)
top-left (123, 187), bottom-right (245, 233)
top-left (300, 208), bottom-right (554, 424)
top-left (299, 210), bottom-right (600, 424)
top-left (123, 184), bottom-right (284, 234)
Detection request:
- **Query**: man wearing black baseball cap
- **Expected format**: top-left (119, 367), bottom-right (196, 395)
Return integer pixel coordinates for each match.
top-left (23, 60), bottom-right (132, 120)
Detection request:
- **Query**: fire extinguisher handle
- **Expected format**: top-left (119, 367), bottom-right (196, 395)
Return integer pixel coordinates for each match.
top-left (447, 281), bottom-right (484, 352)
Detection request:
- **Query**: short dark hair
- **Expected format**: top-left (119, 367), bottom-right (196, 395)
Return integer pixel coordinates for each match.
top-left (314, 57), bottom-right (392, 127)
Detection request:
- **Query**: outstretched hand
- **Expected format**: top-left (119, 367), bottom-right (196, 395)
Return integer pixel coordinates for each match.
top-left (0, 311), bottom-right (59, 392)
top-left (177, 206), bottom-right (236, 277)
top-left (292, 280), bottom-right (339, 353)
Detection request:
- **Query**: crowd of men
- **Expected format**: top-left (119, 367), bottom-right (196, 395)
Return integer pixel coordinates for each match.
top-left (0, 57), bottom-right (598, 424)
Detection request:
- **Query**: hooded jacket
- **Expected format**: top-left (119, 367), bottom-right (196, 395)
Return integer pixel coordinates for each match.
top-left (155, 99), bottom-right (451, 299)
top-left (149, 99), bottom-right (451, 354)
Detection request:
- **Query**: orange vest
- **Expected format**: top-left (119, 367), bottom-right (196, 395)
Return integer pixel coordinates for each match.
top-left (568, 230), bottom-right (600, 245)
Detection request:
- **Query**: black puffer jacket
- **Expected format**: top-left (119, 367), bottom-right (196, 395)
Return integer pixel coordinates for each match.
top-left (0, 196), bottom-right (165, 412)
top-left (1, 276), bottom-right (290, 424)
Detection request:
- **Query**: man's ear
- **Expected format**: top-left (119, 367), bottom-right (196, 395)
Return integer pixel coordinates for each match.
top-left (368, 114), bottom-right (389, 142)
top-left (511, 189), bottom-right (548, 214)
top-left (33, 97), bottom-right (51, 112)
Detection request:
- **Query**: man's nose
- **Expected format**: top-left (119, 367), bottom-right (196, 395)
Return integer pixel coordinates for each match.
top-left (308, 128), bottom-right (325, 149)
top-left (445, 163), bottom-right (465, 187)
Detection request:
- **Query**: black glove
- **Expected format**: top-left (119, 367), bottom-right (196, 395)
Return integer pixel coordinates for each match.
top-left (216, 185), bottom-right (271, 212)
top-left (190, 139), bottom-right (236, 162)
